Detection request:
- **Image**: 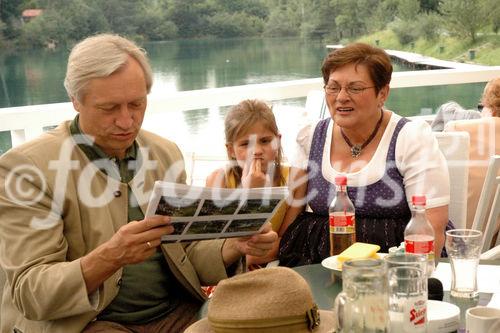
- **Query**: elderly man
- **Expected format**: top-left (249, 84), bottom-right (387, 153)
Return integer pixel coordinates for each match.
top-left (0, 34), bottom-right (277, 333)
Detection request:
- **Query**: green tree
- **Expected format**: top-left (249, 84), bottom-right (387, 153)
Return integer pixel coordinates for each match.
top-left (440, 0), bottom-right (487, 42)
top-left (484, 0), bottom-right (500, 34)
top-left (166, 0), bottom-right (216, 38)
top-left (215, 0), bottom-right (268, 19)
top-left (493, 15), bottom-right (500, 34)
top-left (21, 8), bottom-right (71, 48)
top-left (136, 0), bottom-right (177, 40)
top-left (0, 19), bottom-right (5, 45)
top-left (262, 0), bottom-right (309, 37)
top-left (390, 18), bottom-right (417, 45)
top-left (332, 0), bottom-right (379, 40)
top-left (65, 1), bottom-right (109, 41)
top-left (264, 7), bottom-right (299, 37)
top-left (398, 0), bottom-right (420, 21)
top-left (0, 0), bottom-right (22, 39)
top-left (208, 12), bottom-right (264, 37)
top-left (93, 0), bottom-right (141, 37)
top-left (19, 0), bottom-right (110, 47)
top-left (415, 12), bottom-right (441, 40)
top-left (300, 0), bottom-right (336, 39)
top-left (368, 0), bottom-right (400, 32)
top-left (419, 0), bottom-right (439, 12)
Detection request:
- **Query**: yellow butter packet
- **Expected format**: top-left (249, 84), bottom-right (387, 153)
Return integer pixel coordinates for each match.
top-left (337, 242), bottom-right (381, 268)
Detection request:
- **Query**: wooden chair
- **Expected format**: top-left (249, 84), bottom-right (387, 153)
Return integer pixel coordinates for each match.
top-left (472, 155), bottom-right (500, 253)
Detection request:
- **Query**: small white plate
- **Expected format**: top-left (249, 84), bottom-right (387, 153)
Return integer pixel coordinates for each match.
top-left (321, 255), bottom-right (343, 272)
top-left (321, 253), bottom-right (387, 272)
top-left (427, 300), bottom-right (460, 333)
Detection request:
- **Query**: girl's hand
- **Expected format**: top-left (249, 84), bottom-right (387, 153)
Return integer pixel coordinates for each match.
top-left (222, 222), bottom-right (278, 267)
top-left (241, 158), bottom-right (270, 188)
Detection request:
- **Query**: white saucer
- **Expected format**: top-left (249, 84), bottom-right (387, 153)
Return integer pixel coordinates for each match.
top-left (427, 300), bottom-right (460, 333)
top-left (321, 255), bottom-right (342, 272)
top-left (321, 253), bottom-right (387, 272)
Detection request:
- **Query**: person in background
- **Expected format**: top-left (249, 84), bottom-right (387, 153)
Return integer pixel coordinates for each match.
top-left (430, 101), bottom-right (481, 131)
top-left (279, 43), bottom-right (450, 266)
top-left (0, 34), bottom-right (277, 333)
top-left (444, 77), bottom-right (500, 240)
top-left (206, 99), bottom-right (289, 268)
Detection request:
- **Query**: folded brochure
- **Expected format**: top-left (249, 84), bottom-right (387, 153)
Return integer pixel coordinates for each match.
top-left (145, 181), bottom-right (289, 242)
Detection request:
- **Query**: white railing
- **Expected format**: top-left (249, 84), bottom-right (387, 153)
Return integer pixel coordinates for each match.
top-left (1, 66), bottom-right (499, 146)
top-left (1, 66), bottom-right (499, 184)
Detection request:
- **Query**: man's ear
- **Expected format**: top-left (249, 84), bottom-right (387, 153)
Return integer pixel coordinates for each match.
top-left (71, 96), bottom-right (81, 113)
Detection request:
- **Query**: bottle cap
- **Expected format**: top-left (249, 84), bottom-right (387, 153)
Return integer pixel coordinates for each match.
top-left (334, 176), bottom-right (347, 185)
top-left (412, 195), bottom-right (426, 206)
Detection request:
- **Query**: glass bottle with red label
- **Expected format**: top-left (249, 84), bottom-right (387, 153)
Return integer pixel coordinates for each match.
top-left (329, 175), bottom-right (356, 256)
top-left (404, 195), bottom-right (435, 276)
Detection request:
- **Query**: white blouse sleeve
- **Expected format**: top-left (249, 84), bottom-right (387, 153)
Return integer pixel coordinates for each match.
top-left (290, 120), bottom-right (317, 170)
top-left (395, 120), bottom-right (450, 209)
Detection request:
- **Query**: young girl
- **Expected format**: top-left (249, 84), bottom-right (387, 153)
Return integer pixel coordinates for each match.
top-left (206, 99), bottom-right (289, 267)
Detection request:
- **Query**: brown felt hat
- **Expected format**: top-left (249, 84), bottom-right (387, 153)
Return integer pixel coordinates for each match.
top-left (185, 267), bottom-right (334, 333)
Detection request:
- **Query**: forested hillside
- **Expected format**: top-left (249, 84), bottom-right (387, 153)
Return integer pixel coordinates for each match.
top-left (0, 0), bottom-right (498, 51)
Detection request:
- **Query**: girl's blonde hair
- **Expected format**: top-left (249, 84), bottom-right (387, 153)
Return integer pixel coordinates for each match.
top-left (224, 99), bottom-right (284, 186)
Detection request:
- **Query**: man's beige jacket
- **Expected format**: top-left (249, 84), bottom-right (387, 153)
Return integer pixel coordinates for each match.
top-left (0, 122), bottom-right (229, 333)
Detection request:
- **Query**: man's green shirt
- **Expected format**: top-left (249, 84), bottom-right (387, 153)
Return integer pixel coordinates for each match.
top-left (70, 117), bottom-right (184, 324)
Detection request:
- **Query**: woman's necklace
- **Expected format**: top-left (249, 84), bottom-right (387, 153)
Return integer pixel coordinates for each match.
top-left (340, 109), bottom-right (384, 158)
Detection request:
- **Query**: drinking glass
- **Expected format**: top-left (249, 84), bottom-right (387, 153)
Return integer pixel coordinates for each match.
top-left (388, 266), bottom-right (427, 333)
top-left (333, 259), bottom-right (389, 332)
top-left (445, 229), bottom-right (483, 298)
top-left (384, 252), bottom-right (428, 276)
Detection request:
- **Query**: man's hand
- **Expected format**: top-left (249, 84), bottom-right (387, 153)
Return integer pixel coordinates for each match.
top-left (103, 215), bottom-right (173, 267)
top-left (241, 159), bottom-right (270, 188)
top-left (81, 215), bottom-right (173, 293)
top-left (222, 222), bottom-right (278, 267)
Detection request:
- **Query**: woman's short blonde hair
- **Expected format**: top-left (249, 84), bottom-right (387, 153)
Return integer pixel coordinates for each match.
top-left (482, 77), bottom-right (500, 117)
top-left (64, 34), bottom-right (153, 102)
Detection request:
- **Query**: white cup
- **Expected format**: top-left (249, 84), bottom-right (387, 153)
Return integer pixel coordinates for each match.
top-left (466, 306), bottom-right (500, 333)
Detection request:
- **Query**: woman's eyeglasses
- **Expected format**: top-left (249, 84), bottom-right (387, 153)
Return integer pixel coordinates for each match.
top-left (324, 85), bottom-right (375, 96)
top-left (477, 103), bottom-right (484, 111)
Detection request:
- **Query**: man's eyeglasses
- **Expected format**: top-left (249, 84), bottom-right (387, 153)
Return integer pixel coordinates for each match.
top-left (324, 85), bottom-right (376, 96)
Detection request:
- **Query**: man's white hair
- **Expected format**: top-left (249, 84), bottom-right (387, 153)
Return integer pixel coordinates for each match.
top-left (64, 34), bottom-right (153, 102)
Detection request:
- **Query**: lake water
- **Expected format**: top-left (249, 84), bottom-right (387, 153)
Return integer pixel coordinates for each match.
top-left (0, 37), bottom-right (486, 158)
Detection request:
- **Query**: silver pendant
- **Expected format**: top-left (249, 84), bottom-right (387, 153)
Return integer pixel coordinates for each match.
top-left (350, 145), bottom-right (362, 158)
